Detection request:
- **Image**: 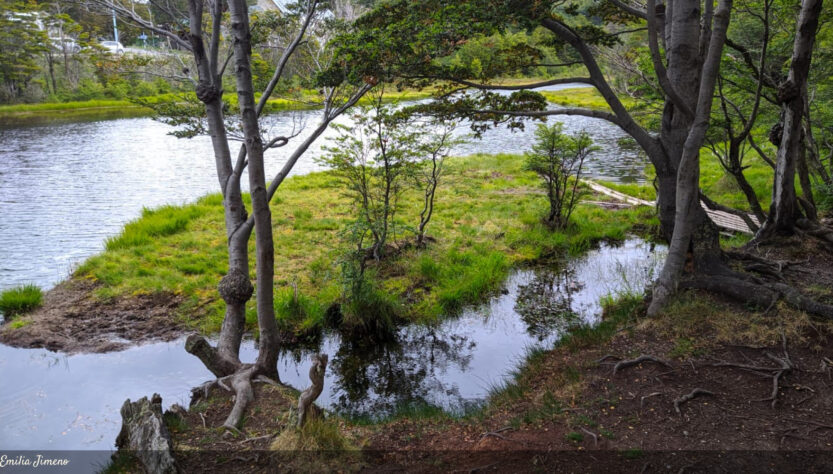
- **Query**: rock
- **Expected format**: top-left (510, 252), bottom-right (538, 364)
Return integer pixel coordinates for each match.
top-left (116, 393), bottom-right (178, 474)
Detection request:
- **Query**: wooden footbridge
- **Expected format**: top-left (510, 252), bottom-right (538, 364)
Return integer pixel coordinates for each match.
top-left (583, 180), bottom-right (760, 234)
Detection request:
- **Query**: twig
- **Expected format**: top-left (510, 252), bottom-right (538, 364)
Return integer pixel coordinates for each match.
top-left (239, 434), bottom-right (274, 444)
top-left (478, 427), bottom-right (512, 441)
top-left (463, 461), bottom-right (500, 474)
top-left (580, 427), bottom-right (598, 446)
top-left (640, 392), bottom-right (663, 409)
top-left (673, 388), bottom-right (715, 415)
top-left (199, 412), bottom-right (207, 429)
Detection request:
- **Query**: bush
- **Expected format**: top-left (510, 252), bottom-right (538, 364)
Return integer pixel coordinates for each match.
top-left (0, 284), bottom-right (43, 318)
top-left (525, 123), bottom-right (598, 228)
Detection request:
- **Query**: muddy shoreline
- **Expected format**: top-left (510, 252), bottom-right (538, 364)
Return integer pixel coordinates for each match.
top-left (0, 279), bottom-right (186, 353)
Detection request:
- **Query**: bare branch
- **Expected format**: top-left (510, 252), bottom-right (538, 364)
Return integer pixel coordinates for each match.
top-left (447, 77), bottom-right (594, 91)
top-left (608, 0), bottom-right (648, 19)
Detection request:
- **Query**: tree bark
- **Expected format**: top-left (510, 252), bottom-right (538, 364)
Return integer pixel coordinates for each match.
top-left (758, 0), bottom-right (823, 238)
top-left (180, 0), bottom-right (249, 376)
top-left (648, 0), bottom-right (733, 316)
top-left (227, 0), bottom-right (280, 378)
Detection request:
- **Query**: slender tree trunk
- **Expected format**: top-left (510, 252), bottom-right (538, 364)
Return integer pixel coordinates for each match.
top-left (758, 0), bottom-right (822, 237)
top-left (227, 0), bottom-right (280, 378)
top-left (175, 0), bottom-right (252, 377)
top-left (797, 144), bottom-right (818, 221)
top-left (728, 142), bottom-right (767, 223)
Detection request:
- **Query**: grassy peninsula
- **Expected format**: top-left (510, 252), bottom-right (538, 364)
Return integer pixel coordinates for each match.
top-left (68, 152), bottom-right (656, 339)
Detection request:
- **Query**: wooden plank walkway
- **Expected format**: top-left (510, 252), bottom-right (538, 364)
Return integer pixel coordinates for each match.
top-left (583, 179), bottom-right (760, 234)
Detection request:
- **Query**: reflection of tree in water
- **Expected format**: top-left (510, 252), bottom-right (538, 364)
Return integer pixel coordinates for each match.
top-left (514, 267), bottom-right (582, 341)
top-left (329, 324), bottom-right (476, 417)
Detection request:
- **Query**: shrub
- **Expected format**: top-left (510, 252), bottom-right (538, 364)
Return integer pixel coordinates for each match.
top-left (339, 266), bottom-right (400, 341)
top-left (0, 284), bottom-right (43, 317)
top-left (524, 123), bottom-right (598, 228)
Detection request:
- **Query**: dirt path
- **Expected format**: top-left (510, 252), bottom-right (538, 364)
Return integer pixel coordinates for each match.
top-left (0, 279), bottom-right (186, 352)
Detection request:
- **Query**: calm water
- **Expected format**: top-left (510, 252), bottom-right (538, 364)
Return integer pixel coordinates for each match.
top-left (0, 84), bottom-right (653, 461)
top-left (0, 238), bottom-right (664, 453)
top-left (0, 84), bottom-right (646, 291)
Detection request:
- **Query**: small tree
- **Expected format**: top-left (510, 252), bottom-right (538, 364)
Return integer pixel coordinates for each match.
top-left (414, 119), bottom-right (461, 247)
top-left (318, 97), bottom-right (419, 262)
top-left (524, 123), bottom-right (596, 229)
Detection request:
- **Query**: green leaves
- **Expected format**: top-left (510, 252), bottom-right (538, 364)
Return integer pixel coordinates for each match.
top-left (0, 0), bottom-right (49, 95)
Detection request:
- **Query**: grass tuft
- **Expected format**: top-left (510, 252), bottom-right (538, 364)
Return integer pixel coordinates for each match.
top-left (0, 284), bottom-right (43, 318)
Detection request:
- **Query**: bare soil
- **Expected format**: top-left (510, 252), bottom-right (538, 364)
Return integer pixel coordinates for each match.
top-left (353, 327), bottom-right (833, 472)
top-left (0, 279), bottom-right (186, 353)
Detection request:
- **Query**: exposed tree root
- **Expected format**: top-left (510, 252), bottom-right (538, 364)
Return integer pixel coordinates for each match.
top-left (185, 334), bottom-right (241, 378)
top-left (708, 335), bottom-right (794, 408)
top-left (479, 427), bottom-right (513, 442)
top-left (613, 355), bottom-right (672, 375)
top-left (679, 269), bottom-right (833, 319)
top-left (640, 392), bottom-right (663, 409)
top-left (796, 219), bottom-right (833, 245)
top-left (224, 367), bottom-right (256, 431)
top-left (254, 375), bottom-right (280, 386)
top-left (673, 388), bottom-right (715, 415)
top-left (597, 354), bottom-right (621, 364)
top-left (580, 427), bottom-right (598, 446)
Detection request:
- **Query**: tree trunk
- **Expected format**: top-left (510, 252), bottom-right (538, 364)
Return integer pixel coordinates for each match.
top-left (227, 0), bottom-right (280, 378)
top-left (758, 0), bottom-right (822, 238)
top-left (648, 0), bottom-right (732, 315)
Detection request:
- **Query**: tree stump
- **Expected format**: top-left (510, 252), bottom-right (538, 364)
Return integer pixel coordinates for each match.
top-left (297, 353), bottom-right (328, 427)
top-left (115, 393), bottom-right (177, 474)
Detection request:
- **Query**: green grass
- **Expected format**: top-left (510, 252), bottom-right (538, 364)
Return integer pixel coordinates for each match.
top-left (541, 87), bottom-right (639, 111)
top-left (597, 180), bottom-right (657, 202)
top-left (348, 400), bottom-right (452, 426)
top-left (0, 89), bottom-right (434, 120)
top-left (0, 284), bottom-right (43, 318)
top-left (73, 153), bottom-right (654, 336)
top-left (0, 99), bottom-right (145, 114)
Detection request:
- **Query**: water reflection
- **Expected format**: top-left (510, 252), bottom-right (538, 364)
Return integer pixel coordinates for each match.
top-left (276, 238), bottom-right (665, 418)
top-left (0, 238), bottom-right (663, 453)
top-left (329, 326), bottom-right (476, 417)
top-left (515, 267), bottom-right (583, 341)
